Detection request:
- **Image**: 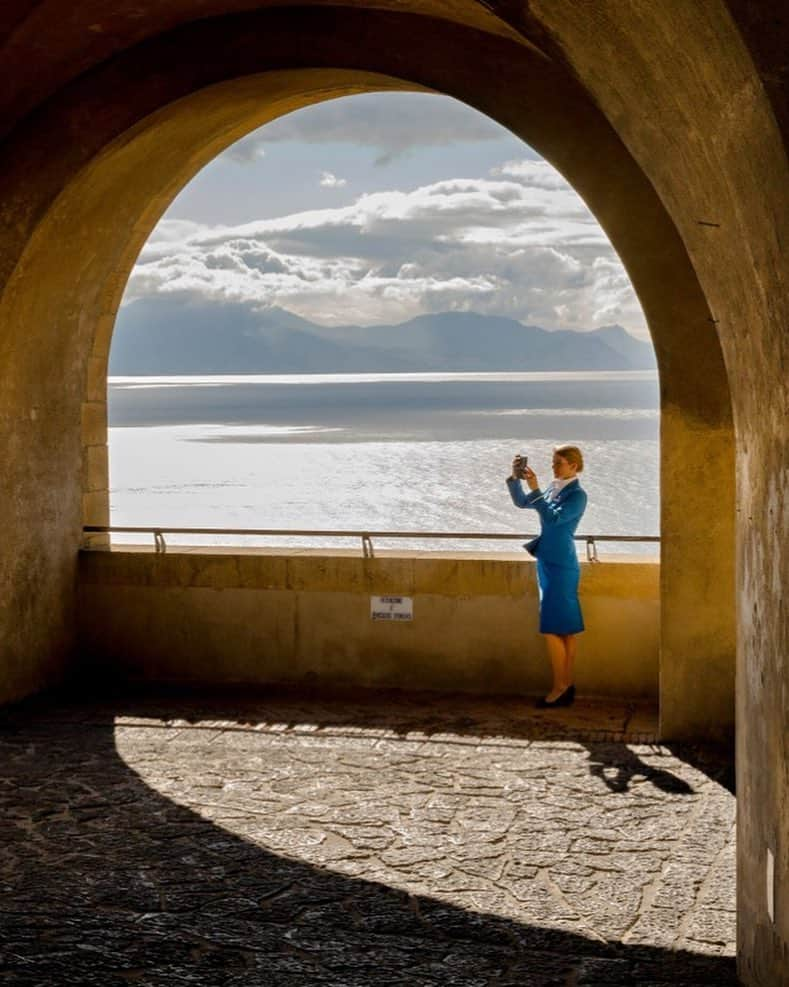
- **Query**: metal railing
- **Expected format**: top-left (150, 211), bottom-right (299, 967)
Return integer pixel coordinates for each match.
top-left (82, 525), bottom-right (659, 562)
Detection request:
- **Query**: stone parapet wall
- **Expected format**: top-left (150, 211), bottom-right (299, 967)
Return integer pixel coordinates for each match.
top-left (78, 548), bottom-right (659, 700)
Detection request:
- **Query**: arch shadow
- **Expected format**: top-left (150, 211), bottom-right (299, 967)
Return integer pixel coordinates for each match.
top-left (0, 686), bottom-right (737, 984)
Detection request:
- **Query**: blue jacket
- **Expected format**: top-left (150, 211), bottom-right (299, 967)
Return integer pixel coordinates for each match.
top-left (506, 476), bottom-right (587, 567)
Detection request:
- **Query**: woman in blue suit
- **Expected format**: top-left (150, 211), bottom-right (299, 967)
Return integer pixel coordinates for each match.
top-left (506, 445), bottom-right (587, 708)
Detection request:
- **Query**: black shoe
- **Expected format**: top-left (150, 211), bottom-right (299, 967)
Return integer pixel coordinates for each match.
top-left (536, 685), bottom-right (575, 709)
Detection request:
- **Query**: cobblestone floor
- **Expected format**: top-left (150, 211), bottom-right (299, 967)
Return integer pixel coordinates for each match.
top-left (0, 687), bottom-right (737, 986)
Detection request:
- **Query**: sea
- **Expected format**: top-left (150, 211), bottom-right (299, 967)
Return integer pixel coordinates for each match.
top-left (107, 370), bottom-right (660, 556)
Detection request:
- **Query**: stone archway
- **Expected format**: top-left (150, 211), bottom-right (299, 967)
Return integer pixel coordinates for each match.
top-left (0, 8), bottom-right (734, 743)
top-left (3, 4), bottom-right (787, 981)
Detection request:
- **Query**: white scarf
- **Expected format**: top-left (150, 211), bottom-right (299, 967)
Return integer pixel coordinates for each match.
top-left (545, 476), bottom-right (577, 501)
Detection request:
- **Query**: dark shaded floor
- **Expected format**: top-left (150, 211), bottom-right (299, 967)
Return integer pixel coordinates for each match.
top-left (0, 687), bottom-right (736, 985)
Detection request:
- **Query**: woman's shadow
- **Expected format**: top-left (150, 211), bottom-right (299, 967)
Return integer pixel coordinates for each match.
top-left (0, 685), bottom-right (738, 986)
top-left (584, 744), bottom-right (721, 795)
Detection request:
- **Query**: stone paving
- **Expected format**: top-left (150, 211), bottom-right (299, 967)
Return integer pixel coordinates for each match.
top-left (0, 688), bottom-right (737, 986)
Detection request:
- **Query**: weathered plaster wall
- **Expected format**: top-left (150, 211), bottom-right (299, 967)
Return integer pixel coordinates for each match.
top-left (78, 549), bottom-right (660, 700)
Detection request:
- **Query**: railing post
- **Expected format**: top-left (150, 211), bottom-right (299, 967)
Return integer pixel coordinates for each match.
top-left (586, 537), bottom-right (599, 563)
top-left (154, 530), bottom-right (167, 554)
top-left (361, 534), bottom-right (374, 558)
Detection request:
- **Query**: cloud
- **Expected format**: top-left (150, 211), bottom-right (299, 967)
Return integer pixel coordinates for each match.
top-left (223, 135), bottom-right (267, 164)
top-left (319, 171), bottom-right (348, 188)
top-left (147, 219), bottom-right (205, 243)
top-left (227, 92), bottom-right (514, 166)
top-left (490, 159), bottom-right (573, 191)
top-left (125, 157), bottom-right (645, 332)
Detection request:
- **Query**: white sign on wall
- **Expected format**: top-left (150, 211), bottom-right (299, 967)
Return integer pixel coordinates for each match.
top-left (371, 596), bottom-right (413, 621)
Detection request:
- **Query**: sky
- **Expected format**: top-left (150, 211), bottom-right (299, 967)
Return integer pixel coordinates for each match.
top-left (125, 92), bottom-right (648, 336)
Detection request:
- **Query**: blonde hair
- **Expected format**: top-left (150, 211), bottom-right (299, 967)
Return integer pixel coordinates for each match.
top-left (554, 444), bottom-right (584, 473)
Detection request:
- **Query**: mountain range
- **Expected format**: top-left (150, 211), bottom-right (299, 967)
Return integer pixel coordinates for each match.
top-left (109, 294), bottom-right (656, 374)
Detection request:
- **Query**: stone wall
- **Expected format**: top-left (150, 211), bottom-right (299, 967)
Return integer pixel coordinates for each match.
top-left (78, 549), bottom-right (660, 701)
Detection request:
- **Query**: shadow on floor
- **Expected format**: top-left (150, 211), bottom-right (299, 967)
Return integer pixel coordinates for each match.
top-left (0, 684), bottom-right (738, 986)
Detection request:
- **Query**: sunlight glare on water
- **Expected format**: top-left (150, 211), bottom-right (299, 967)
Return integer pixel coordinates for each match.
top-left (108, 372), bottom-right (660, 556)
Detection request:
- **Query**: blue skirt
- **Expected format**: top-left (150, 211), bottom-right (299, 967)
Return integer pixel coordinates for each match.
top-left (536, 558), bottom-right (584, 635)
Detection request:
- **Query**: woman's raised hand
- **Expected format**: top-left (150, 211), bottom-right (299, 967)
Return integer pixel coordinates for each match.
top-left (522, 464), bottom-right (539, 491)
top-left (511, 456), bottom-right (539, 491)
